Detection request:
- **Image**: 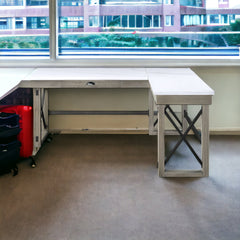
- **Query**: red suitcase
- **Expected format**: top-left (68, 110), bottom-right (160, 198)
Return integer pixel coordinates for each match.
top-left (0, 105), bottom-right (33, 158)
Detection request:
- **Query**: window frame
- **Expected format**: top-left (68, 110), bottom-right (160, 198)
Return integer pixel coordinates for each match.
top-left (0, 0), bottom-right (240, 67)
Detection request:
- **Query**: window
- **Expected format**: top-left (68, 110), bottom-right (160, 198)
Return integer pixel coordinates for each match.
top-left (144, 16), bottom-right (152, 28)
top-left (0, 0), bottom-right (23, 6)
top-left (89, 16), bottom-right (99, 27)
top-left (165, 15), bottom-right (174, 26)
top-left (181, 15), bottom-right (206, 26)
top-left (180, 0), bottom-right (203, 7)
top-left (136, 15), bottom-right (143, 28)
top-left (0, 0), bottom-right (240, 59)
top-left (129, 15), bottom-right (135, 28)
top-left (153, 15), bottom-right (161, 27)
top-left (27, 0), bottom-right (48, 6)
top-left (0, 18), bottom-right (11, 30)
top-left (60, 17), bottom-right (84, 29)
top-left (100, 0), bottom-right (162, 5)
top-left (89, 0), bottom-right (99, 5)
top-left (27, 17), bottom-right (49, 29)
top-left (122, 15), bottom-right (128, 28)
top-left (15, 17), bottom-right (24, 29)
top-left (95, 15), bottom-right (162, 29)
top-left (164, 0), bottom-right (173, 4)
top-left (0, 2), bottom-right (49, 57)
top-left (60, 0), bottom-right (83, 6)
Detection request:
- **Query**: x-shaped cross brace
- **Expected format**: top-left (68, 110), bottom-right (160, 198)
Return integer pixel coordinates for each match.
top-left (155, 105), bottom-right (203, 167)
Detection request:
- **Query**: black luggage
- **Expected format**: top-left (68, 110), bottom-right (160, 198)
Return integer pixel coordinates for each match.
top-left (0, 141), bottom-right (21, 176)
top-left (0, 125), bottom-right (21, 143)
top-left (0, 112), bottom-right (19, 127)
top-left (0, 112), bottom-right (21, 176)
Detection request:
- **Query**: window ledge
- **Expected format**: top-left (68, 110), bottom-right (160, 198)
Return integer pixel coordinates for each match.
top-left (0, 56), bottom-right (240, 67)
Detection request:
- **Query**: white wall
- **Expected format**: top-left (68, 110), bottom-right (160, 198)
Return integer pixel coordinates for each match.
top-left (192, 67), bottom-right (240, 133)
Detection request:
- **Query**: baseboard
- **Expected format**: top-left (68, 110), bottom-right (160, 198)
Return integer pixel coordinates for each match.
top-left (210, 130), bottom-right (240, 136)
top-left (50, 128), bottom-right (240, 135)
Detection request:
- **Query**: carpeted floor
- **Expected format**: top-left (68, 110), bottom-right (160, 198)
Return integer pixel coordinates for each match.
top-left (0, 134), bottom-right (239, 240)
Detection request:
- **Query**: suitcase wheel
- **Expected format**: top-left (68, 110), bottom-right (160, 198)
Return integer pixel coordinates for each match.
top-left (12, 166), bottom-right (18, 176)
top-left (30, 157), bottom-right (36, 168)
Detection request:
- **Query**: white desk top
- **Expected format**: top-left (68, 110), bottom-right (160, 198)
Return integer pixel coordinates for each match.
top-left (149, 68), bottom-right (214, 95)
top-left (24, 68), bottom-right (148, 81)
top-left (0, 68), bottom-right (34, 101)
top-left (148, 68), bottom-right (214, 104)
top-left (0, 68), bottom-right (149, 100)
top-left (0, 68), bottom-right (214, 104)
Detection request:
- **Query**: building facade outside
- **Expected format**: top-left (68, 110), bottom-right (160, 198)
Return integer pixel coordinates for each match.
top-left (0, 0), bottom-right (239, 35)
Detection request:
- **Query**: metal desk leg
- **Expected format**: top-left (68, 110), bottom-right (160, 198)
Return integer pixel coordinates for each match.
top-left (202, 105), bottom-right (209, 177)
top-left (148, 89), bottom-right (156, 136)
top-left (157, 105), bottom-right (165, 177)
top-left (32, 88), bottom-right (49, 157)
top-left (33, 88), bottom-right (41, 156)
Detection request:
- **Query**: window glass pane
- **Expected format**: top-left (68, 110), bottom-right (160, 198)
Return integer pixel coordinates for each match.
top-left (129, 15), bottom-right (135, 28)
top-left (15, 17), bottom-right (24, 29)
top-left (27, 0), bottom-right (48, 6)
top-left (0, 0), bottom-right (23, 6)
top-left (144, 15), bottom-right (152, 28)
top-left (136, 15), bottom-right (142, 28)
top-left (165, 15), bottom-right (174, 26)
top-left (112, 16), bottom-right (120, 27)
top-left (153, 16), bottom-right (160, 27)
top-left (164, 0), bottom-right (174, 4)
top-left (60, 0), bottom-right (83, 6)
top-left (0, 0), bottom-right (49, 57)
top-left (58, 0), bottom-right (240, 57)
top-left (122, 15), bottom-right (128, 28)
top-left (89, 16), bottom-right (99, 27)
top-left (180, 0), bottom-right (203, 7)
top-left (210, 15), bottom-right (220, 24)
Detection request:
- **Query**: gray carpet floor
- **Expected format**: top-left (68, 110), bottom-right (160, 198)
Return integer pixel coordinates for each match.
top-left (0, 134), bottom-right (240, 240)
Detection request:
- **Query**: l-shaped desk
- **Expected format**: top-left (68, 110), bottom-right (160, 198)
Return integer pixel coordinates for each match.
top-left (0, 68), bottom-right (214, 177)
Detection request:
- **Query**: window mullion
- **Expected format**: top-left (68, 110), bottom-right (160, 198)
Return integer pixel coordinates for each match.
top-left (49, 0), bottom-right (58, 60)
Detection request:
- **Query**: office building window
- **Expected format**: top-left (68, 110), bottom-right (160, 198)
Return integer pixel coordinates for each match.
top-left (0, 0), bottom-right (23, 6)
top-left (60, 17), bottom-right (84, 29)
top-left (97, 15), bottom-right (161, 29)
top-left (129, 15), bottom-right (135, 28)
top-left (15, 17), bottom-right (24, 29)
top-left (0, 18), bottom-right (12, 29)
top-left (155, 15), bottom-right (161, 28)
top-left (164, 0), bottom-right (174, 4)
top-left (136, 15), bottom-right (143, 28)
top-left (144, 15), bottom-right (152, 28)
top-left (165, 15), bottom-right (174, 26)
top-left (27, 0), bottom-right (48, 6)
top-left (122, 15), bottom-right (128, 27)
top-left (99, 0), bottom-right (162, 5)
top-left (181, 15), bottom-right (206, 26)
top-left (89, 16), bottom-right (99, 27)
top-left (60, 0), bottom-right (83, 6)
top-left (27, 17), bottom-right (49, 29)
top-left (89, 0), bottom-right (99, 5)
top-left (180, 0), bottom-right (203, 7)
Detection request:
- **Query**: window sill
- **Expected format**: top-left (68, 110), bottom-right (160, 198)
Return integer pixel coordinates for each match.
top-left (0, 56), bottom-right (240, 67)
